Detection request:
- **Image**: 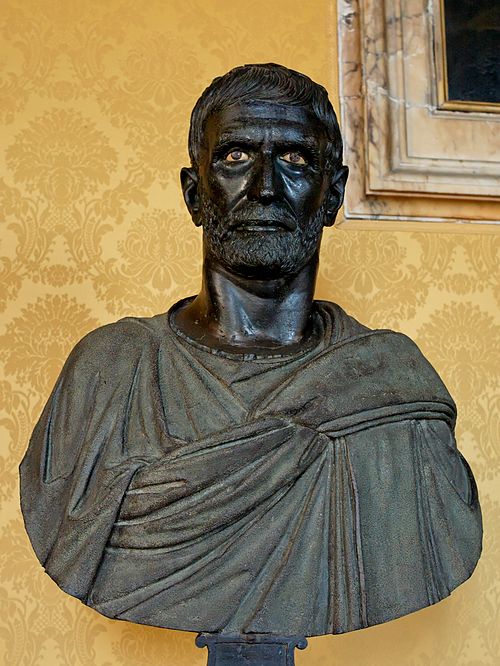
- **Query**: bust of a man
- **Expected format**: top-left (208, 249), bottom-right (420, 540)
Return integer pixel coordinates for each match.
top-left (20, 64), bottom-right (482, 637)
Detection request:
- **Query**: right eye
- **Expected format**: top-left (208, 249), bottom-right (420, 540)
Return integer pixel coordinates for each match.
top-left (224, 150), bottom-right (250, 163)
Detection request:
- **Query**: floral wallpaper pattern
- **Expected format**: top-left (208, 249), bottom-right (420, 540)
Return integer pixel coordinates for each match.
top-left (0, 1), bottom-right (498, 665)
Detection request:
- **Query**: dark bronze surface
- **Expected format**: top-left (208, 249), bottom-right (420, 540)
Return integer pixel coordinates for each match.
top-left (196, 634), bottom-right (307, 666)
top-left (20, 64), bottom-right (482, 645)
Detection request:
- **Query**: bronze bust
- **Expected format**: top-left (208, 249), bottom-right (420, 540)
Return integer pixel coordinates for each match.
top-left (20, 64), bottom-right (482, 639)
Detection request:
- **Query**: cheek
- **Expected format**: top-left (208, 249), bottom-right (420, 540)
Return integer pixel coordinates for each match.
top-left (207, 174), bottom-right (247, 209)
top-left (285, 179), bottom-right (325, 212)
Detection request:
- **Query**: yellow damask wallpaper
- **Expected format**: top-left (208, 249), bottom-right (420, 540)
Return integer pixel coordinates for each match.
top-left (0, 1), bottom-right (498, 664)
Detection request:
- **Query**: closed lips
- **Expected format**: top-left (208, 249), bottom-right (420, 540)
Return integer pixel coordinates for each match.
top-left (230, 216), bottom-right (296, 231)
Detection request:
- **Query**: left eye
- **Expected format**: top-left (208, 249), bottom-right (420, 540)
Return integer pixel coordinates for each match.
top-left (280, 152), bottom-right (307, 165)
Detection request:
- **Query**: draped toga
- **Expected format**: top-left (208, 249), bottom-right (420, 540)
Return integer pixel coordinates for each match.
top-left (20, 300), bottom-right (482, 636)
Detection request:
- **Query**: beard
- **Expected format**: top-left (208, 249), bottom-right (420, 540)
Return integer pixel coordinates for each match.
top-left (199, 196), bottom-right (327, 278)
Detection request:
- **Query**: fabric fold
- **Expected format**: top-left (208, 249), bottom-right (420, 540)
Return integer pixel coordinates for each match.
top-left (20, 300), bottom-right (482, 635)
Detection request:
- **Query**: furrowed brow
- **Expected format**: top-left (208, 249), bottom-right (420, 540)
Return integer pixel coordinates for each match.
top-left (215, 132), bottom-right (254, 146)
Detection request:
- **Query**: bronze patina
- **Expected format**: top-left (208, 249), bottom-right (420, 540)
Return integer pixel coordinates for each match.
top-left (20, 64), bottom-right (482, 663)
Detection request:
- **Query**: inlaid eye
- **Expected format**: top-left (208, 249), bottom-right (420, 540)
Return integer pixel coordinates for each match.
top-left (281, 151), bottom-right (307, 165)
top-left (225, 150), bottom-right (249, 162)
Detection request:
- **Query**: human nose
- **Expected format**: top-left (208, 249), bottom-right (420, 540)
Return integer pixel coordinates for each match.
top-left (247, 153), bottom-right (281, 203)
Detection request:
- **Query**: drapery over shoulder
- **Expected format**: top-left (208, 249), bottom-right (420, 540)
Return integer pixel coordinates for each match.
top-left (20, 302), bottom-right (482, 635)
top-left (19, 319), bottom-right (173, 597)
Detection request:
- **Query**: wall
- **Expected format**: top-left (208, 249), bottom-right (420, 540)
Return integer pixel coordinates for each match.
top-left (0, 1), bottom-right (498, 664)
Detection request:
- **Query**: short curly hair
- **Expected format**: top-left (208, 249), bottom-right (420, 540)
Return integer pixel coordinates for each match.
top-left (188, 63), bottom-right (343, 173)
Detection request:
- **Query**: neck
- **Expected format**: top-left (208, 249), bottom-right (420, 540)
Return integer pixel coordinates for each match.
top-left (173, 254), bottom-right (319, 354)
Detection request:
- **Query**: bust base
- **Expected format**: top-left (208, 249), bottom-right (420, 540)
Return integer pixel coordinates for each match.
top-left (195, 633), bottom-right (308, 665)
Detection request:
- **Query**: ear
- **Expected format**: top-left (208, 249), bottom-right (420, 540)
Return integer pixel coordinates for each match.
top-left (323, 165), bottom-right (349, 227)
top-left (180, 167), bottom-right (201, 226)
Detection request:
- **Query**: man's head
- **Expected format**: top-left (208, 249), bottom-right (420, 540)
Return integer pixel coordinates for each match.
top-left (181, 63), bottom-right (348, 279)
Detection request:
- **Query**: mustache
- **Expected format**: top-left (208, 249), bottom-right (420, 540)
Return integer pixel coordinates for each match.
top-left (227, 207), bottom-right (297, 231)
